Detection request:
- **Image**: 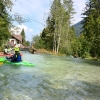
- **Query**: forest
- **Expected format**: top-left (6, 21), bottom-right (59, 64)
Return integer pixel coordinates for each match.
top-left (0, 0), bottom-right (100, 60)
top-left (33, 0), bottom-right (100, 60)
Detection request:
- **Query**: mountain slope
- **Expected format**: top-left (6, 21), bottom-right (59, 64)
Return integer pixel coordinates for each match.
top-left (73, 20), bottom-right (84, 36)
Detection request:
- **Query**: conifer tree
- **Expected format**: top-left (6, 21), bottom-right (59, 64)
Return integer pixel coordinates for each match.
top-left (20, 29), bottom-right (26, 45)
top-left (82, 0), bottom-right (100, 57)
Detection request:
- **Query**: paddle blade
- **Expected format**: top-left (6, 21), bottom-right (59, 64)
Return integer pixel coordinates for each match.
top-left (0, 62), bottom-right (3, 65)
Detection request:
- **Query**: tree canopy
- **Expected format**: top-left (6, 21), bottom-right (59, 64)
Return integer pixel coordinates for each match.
top-left (0, 0), bottom-right (12, 45)
top-left (81, 0), bottom-right (100, 58)
top-left (40, 0), bottom-right (75, 54)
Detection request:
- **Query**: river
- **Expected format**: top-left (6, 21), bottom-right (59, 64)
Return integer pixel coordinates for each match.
top-left (0, 52), bottom-right (100, 100)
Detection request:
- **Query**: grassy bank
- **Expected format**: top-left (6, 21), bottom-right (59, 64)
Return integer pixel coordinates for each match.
top-left (85, 57), bottom-right (100, 61)
top-left (29, 48), bottom-right (66, 56)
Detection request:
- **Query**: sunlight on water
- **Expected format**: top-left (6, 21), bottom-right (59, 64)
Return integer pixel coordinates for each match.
top-left (0, 52), bottom-right (100, 100)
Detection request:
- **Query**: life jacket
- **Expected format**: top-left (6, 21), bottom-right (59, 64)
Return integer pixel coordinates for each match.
top-left (16, 53), bottom-right (22, 62)
top-left (11, 53), bottom-right (22, 62)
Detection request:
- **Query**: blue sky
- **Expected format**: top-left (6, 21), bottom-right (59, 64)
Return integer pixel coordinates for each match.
top-left (11, 0), bottom-right (87, 41)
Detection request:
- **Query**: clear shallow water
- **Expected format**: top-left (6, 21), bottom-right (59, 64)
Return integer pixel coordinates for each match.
top-left (0, 52), bottom-right (100, 100)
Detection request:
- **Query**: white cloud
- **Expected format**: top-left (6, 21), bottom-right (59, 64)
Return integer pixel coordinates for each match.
top-left (72, 0), bottom-right (86, 24)
top-left (29, 29), bottom-right (33, 32)
top-left (12, 0), bottom-right (51, 16)
top-left (18, 24), bottom-right (28, 31)
top-left (11, 24), bottom-right (33, 34)
top-left (11, 24), bottom-right (34, 41)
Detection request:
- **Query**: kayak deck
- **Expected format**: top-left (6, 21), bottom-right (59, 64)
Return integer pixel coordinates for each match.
top-left (0, 57), bottom-right (35, 67)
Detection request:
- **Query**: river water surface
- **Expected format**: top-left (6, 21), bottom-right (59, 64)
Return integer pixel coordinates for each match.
top-left (0, 52), bottom-right (100, 100)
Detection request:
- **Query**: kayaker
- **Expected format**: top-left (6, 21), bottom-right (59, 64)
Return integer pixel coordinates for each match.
top-left (6, 47), bottom-right (22, 62)
top-left (11, 42), bottom-right (20, 54)
top-left (74, 53), bottom-right (77, 58)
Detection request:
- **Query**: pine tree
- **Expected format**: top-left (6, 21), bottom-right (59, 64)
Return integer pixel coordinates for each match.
top-left (20, 29), bottom-right (26, 45)
top-left (82, 0), bottom-right (100, 57)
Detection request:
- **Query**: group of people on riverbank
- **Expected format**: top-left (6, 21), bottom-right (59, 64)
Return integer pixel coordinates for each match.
top-left (3, 46), bottom-right (12, 55)
top-left (4, 42), bottom-right (20, 55)
top-left (3, 43), bottom-right (22, 62)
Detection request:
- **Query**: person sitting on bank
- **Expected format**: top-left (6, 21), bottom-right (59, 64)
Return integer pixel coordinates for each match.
top-left (4, 46), bottom-right (9, 54)
top-left (6, 47), bottom-right (22, 62)
top-left (7, 47), bottom-right (13, 54)
top-left (14, 41), bottom-right (20, 48)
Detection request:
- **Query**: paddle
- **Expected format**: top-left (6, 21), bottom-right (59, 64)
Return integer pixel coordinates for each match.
top-left (0, 60), bottom-right (7, 65)
top-left (0, 62), bottom-right (3, 65)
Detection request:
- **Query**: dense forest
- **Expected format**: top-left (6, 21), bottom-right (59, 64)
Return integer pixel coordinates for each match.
top-left (0, 0), bottom-right (100, 59)
top-left (32, 0), bottom-right (100, 59)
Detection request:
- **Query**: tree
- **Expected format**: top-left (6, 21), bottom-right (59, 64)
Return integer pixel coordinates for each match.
top-left (82, 0), bottom-right (100, 58)
top-left (32, 35), bottom-right (45, 49)
top-left (0, 0), bottom-right (12, 45)
top-left (41, 0), bottom-right (75, 54)
top-left (20, 29), bottom-right (26, 45)
top-left (41, 24), bottom-right (54, 50)
top-left (26, 41), bottom-right (30, 46)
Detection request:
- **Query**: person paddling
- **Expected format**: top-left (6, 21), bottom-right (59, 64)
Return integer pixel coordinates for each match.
top-left (74, 53), bottom-right (77, 58)
top-left (6, 47), bottom-right (22, 62)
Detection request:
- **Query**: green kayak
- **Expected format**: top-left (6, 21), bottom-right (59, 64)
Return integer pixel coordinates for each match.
top-left (0, 57), bottom-right (35, 67)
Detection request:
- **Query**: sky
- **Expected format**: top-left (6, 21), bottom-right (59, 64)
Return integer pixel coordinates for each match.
top-left (11, 0), bottom-right (87, 41)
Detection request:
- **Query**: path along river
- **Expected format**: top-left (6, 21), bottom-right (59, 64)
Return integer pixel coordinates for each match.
top-left (0, 52), bottom-right (100, 100)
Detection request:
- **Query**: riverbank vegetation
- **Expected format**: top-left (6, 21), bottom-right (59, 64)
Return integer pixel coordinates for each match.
top-left (32, 0), bottom-right (100, 61)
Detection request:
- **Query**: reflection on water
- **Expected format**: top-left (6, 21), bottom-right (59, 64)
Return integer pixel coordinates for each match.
top-left (0, 52), bottom-right (100, 100)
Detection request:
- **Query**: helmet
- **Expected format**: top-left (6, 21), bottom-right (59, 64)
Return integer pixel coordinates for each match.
top-left (14, 47), bottom-right (19, 52)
